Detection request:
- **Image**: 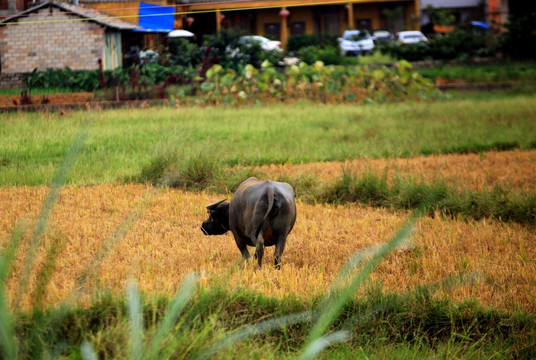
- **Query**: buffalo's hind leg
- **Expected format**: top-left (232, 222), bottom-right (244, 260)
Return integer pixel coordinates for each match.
top-left (274, 234), bottom-right (287, 270)
top-left (255, 233), bottom-right (265, 269)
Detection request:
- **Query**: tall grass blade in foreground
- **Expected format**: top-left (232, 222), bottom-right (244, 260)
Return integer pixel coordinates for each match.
top-left (299, 330), bottom-right (351, 360)
top-left (0, 222), bottom-right (28, 359)
top-left (300, 211), bottom-right (420, 358)
top-left (1, 124), bottom-right (86, 359)
top-left (193, 311), bottom-right (313, 360)
top-left (144, 273), bottom-right (197, 359)
top-left (15, 124), bottom-right (88, 309)
top-left (32, 234), bottom-right (66, 309)
top-left (82, 274), bottom-right (198, 360)
top-left (127, 281), bottom-right (144, 360)
top-left (80, 341), bottom-right (98, 360)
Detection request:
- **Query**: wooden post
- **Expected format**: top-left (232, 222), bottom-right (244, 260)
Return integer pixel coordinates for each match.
top-left (413, 0), bottom-right (421, 27)
top-left (347, 3), bottom-right (354, 29)
top-left (216, 9), bottom-right (221, 32)
top-left (279, 7), bottom-right (289, 50)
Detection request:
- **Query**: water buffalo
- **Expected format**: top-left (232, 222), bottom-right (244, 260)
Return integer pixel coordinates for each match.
top-left (201, 177), bottom-right (296, 269)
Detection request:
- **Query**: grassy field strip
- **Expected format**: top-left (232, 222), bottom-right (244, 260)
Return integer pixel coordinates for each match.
top-left (255, 150), bottom-right (536, 193)
top-left (1, 184), bottom-right (534, 312)
top-left (2, 95), bottom-right (536, 186)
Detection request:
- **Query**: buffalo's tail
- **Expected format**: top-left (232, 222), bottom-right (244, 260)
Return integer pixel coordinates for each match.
top-left (255, 187), bottom-right (279, 238)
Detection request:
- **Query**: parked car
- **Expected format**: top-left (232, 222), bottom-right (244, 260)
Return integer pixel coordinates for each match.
top-left (139, 49), bottom-right (159, 64)
top-left (239, 35), bottom-right (282, 52)
top-left (338, 30), bottom-right (375, 56)
top-left (371, 29), bottom-right (394, 44)
top-left (396, 31), bottom-right (428, 45)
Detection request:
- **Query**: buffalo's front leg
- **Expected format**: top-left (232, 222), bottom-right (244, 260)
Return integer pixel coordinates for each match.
top-left (233, 235), bottom-right (250, 260)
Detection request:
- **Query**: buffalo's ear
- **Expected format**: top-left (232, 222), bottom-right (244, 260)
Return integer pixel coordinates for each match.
top-left (206, 199), bottom-right (227, 210)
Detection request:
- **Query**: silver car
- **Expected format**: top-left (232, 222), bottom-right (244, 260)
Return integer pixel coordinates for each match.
top-left (396, 31), bottom-right (428, 45)
top-left (239, 36), bottom-right (282, 52)
top-left (338, 30), bottom-right (375, 56)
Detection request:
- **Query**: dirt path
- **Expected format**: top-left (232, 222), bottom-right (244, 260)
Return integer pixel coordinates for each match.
top-left (0, 92), bottom-right (93, 107)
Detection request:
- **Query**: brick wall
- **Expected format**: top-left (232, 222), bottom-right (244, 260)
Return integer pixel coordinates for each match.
top-left (0, 6), bottom-right (106, 74)
top-left (0, 72), bottom-right (27, 88)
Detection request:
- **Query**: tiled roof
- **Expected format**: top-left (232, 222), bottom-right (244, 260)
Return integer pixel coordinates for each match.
top-left (0, 1), bottom-right (139, 30)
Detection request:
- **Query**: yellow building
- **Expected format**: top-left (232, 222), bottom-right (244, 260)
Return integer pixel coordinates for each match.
top-left (82, 0), bottom-right (421, 49)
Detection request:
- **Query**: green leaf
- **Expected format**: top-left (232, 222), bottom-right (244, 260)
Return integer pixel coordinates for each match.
top-left (244, 64), bottom-right (258, 80)
top-left (206, 64), bottom-right (223, 79)
top-left (398, 59), bottom-right (412, 70)
top-left (261, 60), bottom-right (273, 68)
top-left (372, 69), bottom-right (385, 80)
top-left (200, 82), bottom-right (215, 92)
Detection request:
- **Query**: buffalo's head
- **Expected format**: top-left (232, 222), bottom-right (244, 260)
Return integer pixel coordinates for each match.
top-left (201, 199), bottom-right (230, 236)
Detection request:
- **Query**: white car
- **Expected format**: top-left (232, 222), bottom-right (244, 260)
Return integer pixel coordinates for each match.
top-left (239, 35), bottom-right (282, 52)
top-left (338, 30), bottom-right (375, 56)
top-left (396, 31), bottom-right (428, 45)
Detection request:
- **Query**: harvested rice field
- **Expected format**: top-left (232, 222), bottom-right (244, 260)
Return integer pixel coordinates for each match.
top-left (256, 150), bottom-right (536, 192)
top-left (1, 184), bottom-right (534, 312)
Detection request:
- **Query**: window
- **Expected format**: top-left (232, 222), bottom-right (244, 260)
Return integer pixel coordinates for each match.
top-left (355, 19), bottom-right (372, 30)
top-left (264, 23), bottom-right (281, 40)
top-left (314, 6), bottom-right (340, 35)
top-left (290, 22), bottom-right (305, 35)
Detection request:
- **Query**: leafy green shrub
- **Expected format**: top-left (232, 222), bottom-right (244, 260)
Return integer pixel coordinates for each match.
top-left (500, 11), bottom-right (536, 59)
top-left (168, 38), bottom-right (204, 67)
top-left (287, 34), bottom-right (338, 53)
top-left (298, 45), bottom-right (345, 65)
top-left (26, 67), bottom-right (100, 91)
top-left (428, 29), bottom-right (496, 59)
top-left (26, 64), bottom-right (197, 93)
top-left (357, 51), bottom-right (396, 65)
top-left (199, 60), bottom-right (438, 105)
top-left (202, 30), bottom-right (285, 72)
top-left (379, 42), bottom-right (430, 61)
top-left (380, 29), bottom-right (496, 61)
top-left (416, 64), bottom-right (536, 83)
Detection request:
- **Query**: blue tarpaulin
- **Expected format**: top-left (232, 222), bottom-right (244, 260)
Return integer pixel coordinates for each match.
top-left (134, 2), bottom-right (175, 32)
top-left (470, 21), bottom-right (492, 29)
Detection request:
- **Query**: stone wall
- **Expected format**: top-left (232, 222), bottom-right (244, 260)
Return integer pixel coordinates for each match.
top-left (0, 7), bottom-right (105, 74)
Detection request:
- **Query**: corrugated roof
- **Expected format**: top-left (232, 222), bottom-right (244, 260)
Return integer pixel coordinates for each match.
top-left (0, 1), bottom-right (139, 30)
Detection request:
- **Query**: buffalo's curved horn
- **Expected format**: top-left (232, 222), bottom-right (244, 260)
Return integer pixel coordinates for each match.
top-left (206, 199), bottom-right (227, 210)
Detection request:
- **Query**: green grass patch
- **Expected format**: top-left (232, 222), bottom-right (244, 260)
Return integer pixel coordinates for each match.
top-left (0, 88), bottom-right (76, 96)
top-left (1, 94), bottom-right (536, 185)
top-left (309, 171), bottom-right (536, 225)
top-left (416, 63), bottom-right (536, 83)
top-left (11, 286), bottom-right (536, 359)
top-left (356, 51), bottom-right (398, 66)
top-left (126, 155), bottom-right (536, 224)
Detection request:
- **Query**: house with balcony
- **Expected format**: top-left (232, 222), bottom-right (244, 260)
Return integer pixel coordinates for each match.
top-left (81, 0), bottom-right (421, 49)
